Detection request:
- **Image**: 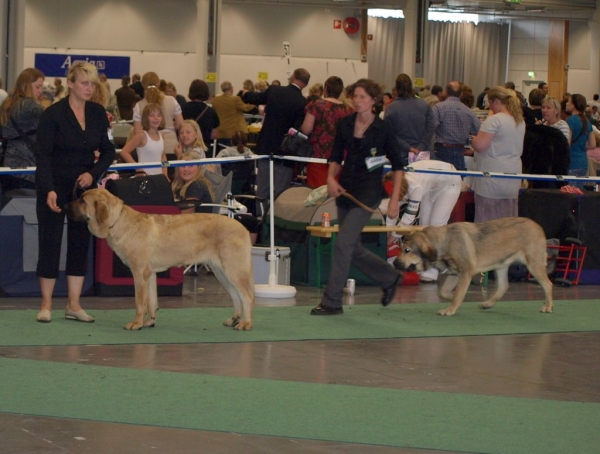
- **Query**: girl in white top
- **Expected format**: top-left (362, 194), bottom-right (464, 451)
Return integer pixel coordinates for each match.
top-left (120, 103), bottom-right (168, 178)
top-left (132, 72), bottom-right (183, 157)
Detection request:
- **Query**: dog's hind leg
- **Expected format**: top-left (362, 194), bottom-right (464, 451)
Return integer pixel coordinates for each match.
top-left (438, 273), bottom-right (471, 316)
top-left (479, 266), bottom-right (509, 310)
top-left (212, 265), bottom-right (254, 331)
top-left (143, 272), bottom-right (158, 327)
top-left (527, 258), bottom-right (554, 313)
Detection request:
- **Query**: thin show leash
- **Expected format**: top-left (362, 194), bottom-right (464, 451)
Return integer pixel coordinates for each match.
top-left (316, 191), bottom-right (378, 214)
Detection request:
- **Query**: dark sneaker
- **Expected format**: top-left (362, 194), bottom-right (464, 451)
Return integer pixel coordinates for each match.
top-left (310, 303), bottom-right (344, 315)
top-left (381, 273), bottom-right (403, 306)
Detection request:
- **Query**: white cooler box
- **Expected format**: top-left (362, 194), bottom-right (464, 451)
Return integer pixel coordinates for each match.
top-left (252, 246), bottom-right (291, 285)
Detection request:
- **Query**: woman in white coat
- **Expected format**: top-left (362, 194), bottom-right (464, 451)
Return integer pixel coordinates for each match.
top-left (384, 159), bottom-right (462, 282)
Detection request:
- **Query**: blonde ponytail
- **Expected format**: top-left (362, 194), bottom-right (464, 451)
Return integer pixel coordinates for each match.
top-left (488, 86), bottom-right (524, 125)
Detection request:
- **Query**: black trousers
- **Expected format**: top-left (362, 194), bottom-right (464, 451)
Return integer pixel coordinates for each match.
top-left (36, 181), bottom-right (91, 279)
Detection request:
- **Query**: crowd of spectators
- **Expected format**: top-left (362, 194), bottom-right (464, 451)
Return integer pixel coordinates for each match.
top-left (4, 61), bottom-right (600, 322)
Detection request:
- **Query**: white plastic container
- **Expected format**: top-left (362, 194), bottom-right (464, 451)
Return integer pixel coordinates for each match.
top-left (251, 246), bottom-right (291, 285)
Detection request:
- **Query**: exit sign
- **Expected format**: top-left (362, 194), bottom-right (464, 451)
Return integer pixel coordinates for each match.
top-left (504, 0), bottom-right (521, 3)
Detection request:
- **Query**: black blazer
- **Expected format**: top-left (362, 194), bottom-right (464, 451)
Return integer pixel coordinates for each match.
top-left (35, 96), bottom-right (116, 197)
top-left (243, 84), bottom-right (307, 156)
top-left (522, 124), bottom-right (570, 189)
top-left (332, 114), bottom-right (407, 209)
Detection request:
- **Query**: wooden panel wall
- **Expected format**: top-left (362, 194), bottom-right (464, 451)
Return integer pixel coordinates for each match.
top-left (548, 20), bottom-right (569, 99)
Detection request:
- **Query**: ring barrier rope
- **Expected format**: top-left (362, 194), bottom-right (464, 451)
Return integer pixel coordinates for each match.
top-left (1, 154), bottom-right (600, 185)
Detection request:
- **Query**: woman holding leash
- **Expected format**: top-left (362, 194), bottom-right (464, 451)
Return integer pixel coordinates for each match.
top-left (34, 62), bottom-right (115, 323)
top-left (310, 78), bottom-right (407, 316)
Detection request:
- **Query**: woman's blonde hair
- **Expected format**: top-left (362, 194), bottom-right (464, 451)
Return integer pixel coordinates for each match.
top-left (309, 83), bottom-right (323, 97)
top-left (179, 119), bottom-right (207, 151)
top-left (542, 96), bottom-right (561, 120)
top-left (67, 62), bottom-right (99, 86)
top-left (141, 71), bottom-right (164, 105)
top-left (255, 80), bottom-right (268, 92)
top-left (382, 172), bottom-right (408, 200)
top-left (0, 67), bottom-right (44, 125)
top-left (487, 86), bottom-right (524, 124)
top-left (171, 150), bottom-right (215, 201)
top-left (90, 80), bottom-right (109, 107)
top-left (141, 103), bottom-right (165, 131)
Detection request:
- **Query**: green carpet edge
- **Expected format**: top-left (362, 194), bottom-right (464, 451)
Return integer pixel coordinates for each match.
top-left (1, 299), bottom-right (599, 347)
top-left (0, 357), bottom-right (599, 454)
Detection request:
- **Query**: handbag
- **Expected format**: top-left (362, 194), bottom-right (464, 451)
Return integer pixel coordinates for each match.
top-left (105, 174), bottom-right (174, 206)
top-left (280, 133), bottom-right (313, 158)
top-left (195, 105), bottom-right (209, 123)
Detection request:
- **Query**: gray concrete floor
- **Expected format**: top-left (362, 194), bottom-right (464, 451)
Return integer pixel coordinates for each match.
top-left (1, 272), bottom-right (599, 453)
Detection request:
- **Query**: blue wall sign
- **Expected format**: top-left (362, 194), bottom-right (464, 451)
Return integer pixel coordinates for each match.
top-left (34, 54), bottom-right (131, 79)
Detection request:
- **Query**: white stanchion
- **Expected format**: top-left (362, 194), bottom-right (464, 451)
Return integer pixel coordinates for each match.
top-left (255, 156), bottom-right (297, 299)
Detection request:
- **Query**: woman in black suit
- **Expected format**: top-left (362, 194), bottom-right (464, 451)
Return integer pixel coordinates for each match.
top-left (35, 62), bottom-right (115, 323)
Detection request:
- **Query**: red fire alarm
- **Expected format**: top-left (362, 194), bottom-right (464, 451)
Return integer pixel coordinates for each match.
top-left (343, 17), bottom-right (360, 34)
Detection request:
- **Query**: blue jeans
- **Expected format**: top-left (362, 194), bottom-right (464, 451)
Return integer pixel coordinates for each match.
top-left (434, 146), bottom-right (466, 171)
top-left (568, 168), bottom-right (587, 189)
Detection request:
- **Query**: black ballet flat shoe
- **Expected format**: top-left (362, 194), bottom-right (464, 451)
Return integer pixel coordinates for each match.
top-left (381, 273), bottom-right (402, 307)
top-left (310, 303), bottom-right (344, 315)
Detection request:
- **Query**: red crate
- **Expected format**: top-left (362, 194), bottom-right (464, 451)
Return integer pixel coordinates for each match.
top-left (547, 241), bottom-right (587, 286)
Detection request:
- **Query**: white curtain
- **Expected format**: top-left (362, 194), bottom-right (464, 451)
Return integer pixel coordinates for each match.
top-left (367, 16), bottom-right (405, 92)
top-left (425, 21), bottom-right (469, 87)
top-left (368, 17), bottom-right (508, 96)
top-left (464, 22), bottom-right (509, 94)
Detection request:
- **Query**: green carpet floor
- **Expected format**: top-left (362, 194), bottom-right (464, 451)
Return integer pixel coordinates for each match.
top-left (0, 300), bottom-right (598, 347)
top-left (0, 357), bottom-right (598, 453)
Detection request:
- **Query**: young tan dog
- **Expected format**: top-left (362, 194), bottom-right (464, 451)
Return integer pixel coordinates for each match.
top-left (394, 217), bottom-right (553, 316)
top-left (67, 188), bottom-right (254, 330)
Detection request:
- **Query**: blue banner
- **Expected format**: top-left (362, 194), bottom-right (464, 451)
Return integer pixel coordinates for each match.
top-left (34, 54), bottom-right (131, 79)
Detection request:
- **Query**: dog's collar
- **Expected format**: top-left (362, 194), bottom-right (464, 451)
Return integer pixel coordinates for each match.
top-left (108, 203), bottom-right (124, 231)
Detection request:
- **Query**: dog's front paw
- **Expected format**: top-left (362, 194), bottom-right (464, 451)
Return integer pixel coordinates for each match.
top-left (124, 321), bottom-right (143, 330)
top-left (479, 301), bottom-right (495, 310)
top-left (223, 316), bottom-right (240, 327)
top-left (437, 307), bottom-right (456, 316)
top-left (143, 318), bottom-right (156, 328)
top-left (540, 304), bottom-right (553, 313)
top-left (234, 321), bottom-right (252, 331)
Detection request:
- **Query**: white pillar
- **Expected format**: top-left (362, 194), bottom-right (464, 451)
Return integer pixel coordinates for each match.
top-left (195, 0), bottom-right (210, 83)
top-left (401, 0), bottom-right (417, 78)
top-left (2, 0), bottom-right (26, 88)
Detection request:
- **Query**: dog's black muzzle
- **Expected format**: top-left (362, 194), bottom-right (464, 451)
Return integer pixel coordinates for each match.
top-left (393, 257), bottom-right (416, 273)
top-left (64, 197), bottom-right (86, 223)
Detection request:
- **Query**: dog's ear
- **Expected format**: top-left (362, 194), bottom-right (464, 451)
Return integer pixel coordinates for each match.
top-left (91, 199), bottom-right (111, 238)
top-left (416, 232), bottom-right (438, 263)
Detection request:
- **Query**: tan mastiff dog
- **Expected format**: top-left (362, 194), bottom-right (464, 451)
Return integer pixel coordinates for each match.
top-left (394, 217), bottom-right (553, 316)
top-left (67, 188), bottom-right (254, 330)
